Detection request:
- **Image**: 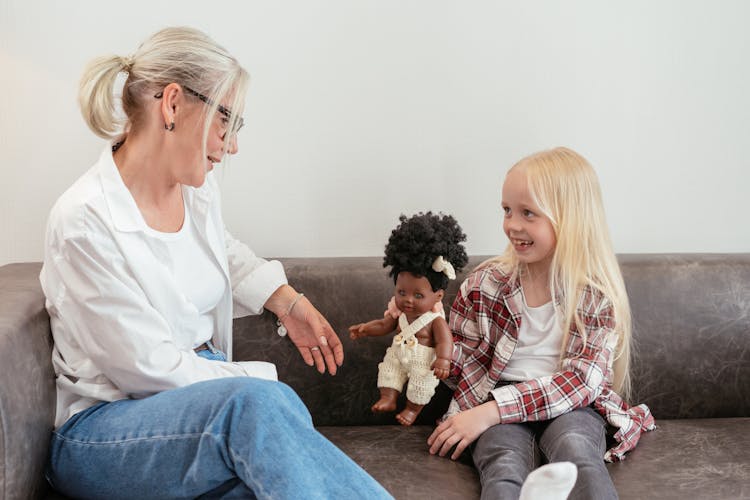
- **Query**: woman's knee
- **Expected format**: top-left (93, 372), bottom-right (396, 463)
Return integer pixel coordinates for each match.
top-left (199, 378), bottom-right (311, 423)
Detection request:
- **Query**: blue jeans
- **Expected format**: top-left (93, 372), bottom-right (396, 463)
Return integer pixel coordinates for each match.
top-left (471, 406), bottom-right (617, 500)
top-left (47, 349), bottom-right (392, 499)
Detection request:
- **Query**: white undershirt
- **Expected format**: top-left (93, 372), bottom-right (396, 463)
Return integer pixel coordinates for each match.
top-left (501, 292), bottom-right (564, 381)
top-left (145, 204), bottom-right (225, 349)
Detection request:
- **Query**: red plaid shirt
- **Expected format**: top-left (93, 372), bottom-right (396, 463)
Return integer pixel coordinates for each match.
top-left (445, 266), bottom-right (655, 462)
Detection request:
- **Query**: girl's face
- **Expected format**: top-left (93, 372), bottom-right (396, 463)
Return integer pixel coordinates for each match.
top-left (501, 167), bottom-right (557, 274)
top-left (394, 272), bottom-right (444, 316)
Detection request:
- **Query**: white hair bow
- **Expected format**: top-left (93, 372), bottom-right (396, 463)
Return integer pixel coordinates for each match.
top-left (432, 255), bottom-right (456, 280)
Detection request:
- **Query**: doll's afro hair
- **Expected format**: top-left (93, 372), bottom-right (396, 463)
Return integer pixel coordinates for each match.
top-left (383, 212), bottom-right (468, 292)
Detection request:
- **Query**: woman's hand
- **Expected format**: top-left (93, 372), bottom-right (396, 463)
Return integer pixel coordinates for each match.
top-left (268, 285), bottom-right (344, 375)
top-left (427, 402), bottom-right (500, 460)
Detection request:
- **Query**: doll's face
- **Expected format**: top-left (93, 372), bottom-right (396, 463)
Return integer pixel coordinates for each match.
top-left (394, 272), bottom-right (444, 316)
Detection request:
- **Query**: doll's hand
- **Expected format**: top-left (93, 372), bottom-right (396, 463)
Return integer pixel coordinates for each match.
top-left (348, 324), bottom-right (368, 340)
top-left (431, 358), bottom-right (450, 380)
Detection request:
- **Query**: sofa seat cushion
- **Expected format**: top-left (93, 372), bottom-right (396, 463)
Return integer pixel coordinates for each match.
top-left (608, 418), bottom-right (750, 500)
top-left (318, 425), bottom-right (480, 499)
top-left (320, 418), bottom-right (750, 500)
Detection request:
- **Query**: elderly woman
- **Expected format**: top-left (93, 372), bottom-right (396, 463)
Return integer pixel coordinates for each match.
top-left (40, 26), bottom-right (391, 499)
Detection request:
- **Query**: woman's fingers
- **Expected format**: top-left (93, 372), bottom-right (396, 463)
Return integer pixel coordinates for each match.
top-left (310, 314), bottom-right (343, 375)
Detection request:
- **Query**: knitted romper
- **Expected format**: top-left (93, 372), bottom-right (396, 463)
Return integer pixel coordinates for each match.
top-left (377, 311), bottom-right (442, 405)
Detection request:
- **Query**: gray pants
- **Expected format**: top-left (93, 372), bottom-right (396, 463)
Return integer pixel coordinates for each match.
top-left (471, 406), bottom-right (617, 500)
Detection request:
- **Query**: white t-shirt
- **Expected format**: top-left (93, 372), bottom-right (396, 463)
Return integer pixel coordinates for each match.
top-left (501, 292), bottom-right (564, 382)
top-left (146, 203), bottom-right (225, 349)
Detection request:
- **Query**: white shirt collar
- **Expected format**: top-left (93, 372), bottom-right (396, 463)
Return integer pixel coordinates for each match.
top-left (96, 146), bottom-right (214, 234)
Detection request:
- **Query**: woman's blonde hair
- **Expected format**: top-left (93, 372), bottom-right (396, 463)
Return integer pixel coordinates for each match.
top-left (78, 26), bottom-right (248, 157)
top-left (484, 147), bottom-right (632, 398)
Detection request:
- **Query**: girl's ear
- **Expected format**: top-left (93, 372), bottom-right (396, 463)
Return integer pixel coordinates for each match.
top-left (436, 289), bottom-right (445, 301)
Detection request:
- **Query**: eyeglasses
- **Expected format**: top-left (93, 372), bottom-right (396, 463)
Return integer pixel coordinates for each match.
top-left (154, 86), bottom-right (244, 140)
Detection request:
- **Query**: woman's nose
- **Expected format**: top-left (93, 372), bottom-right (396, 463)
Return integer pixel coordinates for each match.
top-left (226, 134), bottom-right (239, 155)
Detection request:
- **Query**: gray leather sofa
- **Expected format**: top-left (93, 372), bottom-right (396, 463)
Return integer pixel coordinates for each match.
top-left (1, 254), bottom-right (748, 500)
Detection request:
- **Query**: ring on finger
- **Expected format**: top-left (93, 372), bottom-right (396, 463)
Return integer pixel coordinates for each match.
top-left (310, 346), bottom-right (320, 352)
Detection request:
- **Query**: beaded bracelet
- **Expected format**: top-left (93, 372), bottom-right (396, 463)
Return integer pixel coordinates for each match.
top-left (276, 293), bottom-right (304, 337)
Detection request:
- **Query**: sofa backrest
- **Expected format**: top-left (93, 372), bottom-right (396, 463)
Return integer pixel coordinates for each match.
top-left (233, 254), bottom-right (750, 424)
top-left (1, 254), bottom-right (749, 498)
top-left (619, 254), bottom-right (750, 420)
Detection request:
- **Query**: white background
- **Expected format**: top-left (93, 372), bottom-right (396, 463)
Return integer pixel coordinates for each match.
top-left (2, 1), bottom-right (748, 265)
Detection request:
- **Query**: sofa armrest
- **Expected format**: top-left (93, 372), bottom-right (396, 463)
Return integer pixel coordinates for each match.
top-left (0, 263), bottom-right (55, 500)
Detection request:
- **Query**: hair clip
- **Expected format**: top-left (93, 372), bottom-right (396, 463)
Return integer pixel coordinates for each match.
top-left (432, 256), bottom-right (456, 279)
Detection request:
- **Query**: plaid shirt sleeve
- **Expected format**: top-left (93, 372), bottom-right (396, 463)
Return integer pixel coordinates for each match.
top-left (449, 275), bottom-right (483, 377)
top-left (490, 288), bottom-right (616, 424)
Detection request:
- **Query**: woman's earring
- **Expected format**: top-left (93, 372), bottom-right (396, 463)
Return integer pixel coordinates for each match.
top-left (164, 122), bottom-right (175, 131)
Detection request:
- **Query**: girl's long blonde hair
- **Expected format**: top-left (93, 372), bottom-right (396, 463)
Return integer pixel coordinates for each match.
top-left (78, 26), bottom-right (248, 158)
top-left (484, 147), bottom-right (632, 398)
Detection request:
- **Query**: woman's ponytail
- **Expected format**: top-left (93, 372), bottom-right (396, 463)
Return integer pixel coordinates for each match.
top-left (78, 55), bottom-right (129, 139)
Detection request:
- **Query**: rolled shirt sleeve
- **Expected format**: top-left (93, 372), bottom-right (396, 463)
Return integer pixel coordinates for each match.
top-left (225, 229), bottom-right (287, 317)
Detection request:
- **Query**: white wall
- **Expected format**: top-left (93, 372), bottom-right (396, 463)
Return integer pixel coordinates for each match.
top-left (2, 1), bottom-right (748, 266)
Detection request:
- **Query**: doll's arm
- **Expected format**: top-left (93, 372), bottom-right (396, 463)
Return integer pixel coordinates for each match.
top-left (349, 316), bottom-right (398, 339)
top-left (430, 317), bottom-right (453, 379)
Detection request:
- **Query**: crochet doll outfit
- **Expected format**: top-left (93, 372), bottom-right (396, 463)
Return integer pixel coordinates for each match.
top-left (377, 311), bottom-right (443, 405)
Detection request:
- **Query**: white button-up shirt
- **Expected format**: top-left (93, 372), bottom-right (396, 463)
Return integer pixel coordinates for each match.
top-left (40, 148), bottom-right (287, 428)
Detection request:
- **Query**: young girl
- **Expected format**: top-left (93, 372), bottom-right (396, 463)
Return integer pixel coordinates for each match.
top-left (349, 212), bottom-right (468, 425)
top-left (427, 147), bottom-right (655, 499)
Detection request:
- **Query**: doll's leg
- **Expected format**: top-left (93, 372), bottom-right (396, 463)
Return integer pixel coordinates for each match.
top-left (538, 406), bottom-right (616, 500)
top-left (395, 399), bottom-right (424, 426)
top-left (397, 347), bottom-right (440, 425)
top-left (471, 422), bottom-right (540, 500)
top-left (372, 387), bottom-right (400, 413)
top-left (375, 347), bottom-right (408, 412)
top-left (398, 378), bottom-right (439, 425)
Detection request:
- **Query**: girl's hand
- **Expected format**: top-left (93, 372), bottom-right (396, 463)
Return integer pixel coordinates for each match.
top-left (431, 358), bottom-right (450, 379)
top-left (279, 295), bottom-right (344, 376)
top-left (427, 402), bottom-right (500, 460)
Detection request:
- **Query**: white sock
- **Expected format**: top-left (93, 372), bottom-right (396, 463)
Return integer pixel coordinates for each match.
top-left (519, 462), bottom-right (578, 500)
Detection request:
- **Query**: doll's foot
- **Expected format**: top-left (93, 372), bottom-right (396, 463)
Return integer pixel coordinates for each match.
top-left (395, 400), bottom-right (424, 426)
top-left (395, 408), bottom-right (419, 426)
top-left (371, 388), bottom-right (399, 413)
top-left (371, 397), bottom-right (398, 413)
